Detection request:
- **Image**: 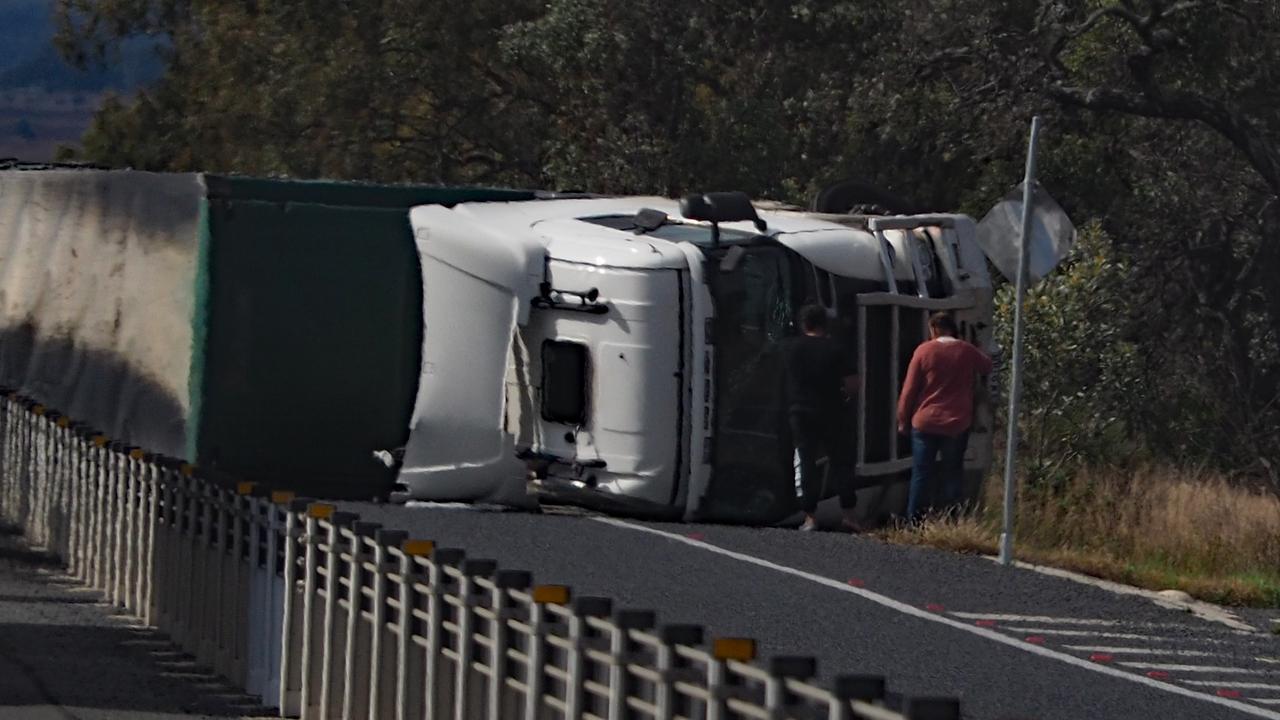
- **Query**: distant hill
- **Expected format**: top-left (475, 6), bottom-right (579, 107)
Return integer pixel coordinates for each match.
top-left (0, 40), bottom-right (164, 92)
top-left (0, 0), bottom-right (162, 161)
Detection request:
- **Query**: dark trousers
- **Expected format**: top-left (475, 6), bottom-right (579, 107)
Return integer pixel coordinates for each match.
top-left (790, 409), bottom-right (857, 513)
top-left (906, 429), bottom-right (970, 523)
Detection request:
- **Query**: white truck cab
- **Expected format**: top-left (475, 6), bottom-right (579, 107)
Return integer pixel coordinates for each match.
top-left (393, 193), bottom-right (994, 524)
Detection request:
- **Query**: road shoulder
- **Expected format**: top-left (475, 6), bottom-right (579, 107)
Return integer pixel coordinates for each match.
top-left (0, 524), bottom-right (264, 720)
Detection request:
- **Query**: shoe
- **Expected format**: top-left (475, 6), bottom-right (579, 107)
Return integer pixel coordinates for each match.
top-left (799, 516), bottom-right (818, 532)
top-left (840, 509), bottom-right (863, 534)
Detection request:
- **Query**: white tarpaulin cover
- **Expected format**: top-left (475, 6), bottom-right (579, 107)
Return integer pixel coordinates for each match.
top-left (396, 204), bottom-right (542, 505)
top-left (976, 183), bottom-right (1077, 284)
top-left (0, 170), bottom-right (203, 457)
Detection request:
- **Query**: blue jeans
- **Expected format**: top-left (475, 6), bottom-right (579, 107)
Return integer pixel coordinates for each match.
top-left (907, 429), bottom-right (969, 523)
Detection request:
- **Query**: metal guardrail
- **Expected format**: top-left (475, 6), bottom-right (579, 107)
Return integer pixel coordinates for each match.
top-left (0, 390), bottom-right (962, 720)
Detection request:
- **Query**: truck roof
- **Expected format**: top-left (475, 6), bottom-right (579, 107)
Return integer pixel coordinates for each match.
top-left (419, 196), bottom-right (970, 283)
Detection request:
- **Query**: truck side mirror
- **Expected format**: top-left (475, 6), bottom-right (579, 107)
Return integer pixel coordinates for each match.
top-left (679, 191), bottom-right (767, 233)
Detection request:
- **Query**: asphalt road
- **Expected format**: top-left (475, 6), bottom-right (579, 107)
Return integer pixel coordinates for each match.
top-left (0, 525), bottom-right (263, 720)
top-left (339, 501), bottom-right (1280, 720)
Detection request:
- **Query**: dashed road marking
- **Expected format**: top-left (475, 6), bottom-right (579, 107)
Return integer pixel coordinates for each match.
top-left (596, 517), bottom-right (1280, 719)
top-left (998, 625), bottom-right (1264, 645)
top-left (1119, 662), bottom-right (1274, 675)
top-left (947, 609), bottom-right (1192, 627)
top-left (950, 612), bottom-right (1146, 627)
top-left (998, 627), bottom-right (1168, 641)
top-left (1183, 681), bottom-right (1280, 690)
top-left (1066, 646), bottom-right (1220, 657)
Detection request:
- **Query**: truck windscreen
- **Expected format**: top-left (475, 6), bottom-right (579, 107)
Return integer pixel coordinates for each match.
top-left (699, 244), bottom-right (807, 523)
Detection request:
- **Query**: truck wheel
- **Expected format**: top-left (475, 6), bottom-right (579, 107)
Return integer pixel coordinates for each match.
top-left (812, 179), bottom-right (920, 216)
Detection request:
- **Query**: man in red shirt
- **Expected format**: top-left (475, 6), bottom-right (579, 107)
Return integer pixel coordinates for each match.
top-left (897, 311), bottom-right (993, 524)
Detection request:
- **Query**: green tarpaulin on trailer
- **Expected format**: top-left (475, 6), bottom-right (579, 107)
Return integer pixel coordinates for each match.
top-left (195, 177), bottom-right (534, 497)
top-left (0, 168), bottom-right (535, 498)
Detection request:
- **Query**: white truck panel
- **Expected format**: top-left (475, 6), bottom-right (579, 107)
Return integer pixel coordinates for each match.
top-left (517, 260), bottom-right (683, 506)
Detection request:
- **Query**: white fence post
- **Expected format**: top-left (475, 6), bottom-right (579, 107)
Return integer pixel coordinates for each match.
top-left (264, 491), bottom-right (295, 711)
top-left (422, 546), bottom-right (464, 720)
top-left (369, 528), bottom-right (407, 720)
top-left (608, 610), bottom-right (656, 720)
top-left (316, 511), bottom-right (357, 720)
top-left (279, 496), bottom-right (310, 717)
top-left (486, 570), bottom-right (530, 720)
top-left (342, 521), bottom-right (379, 720)
top-left (394, 539), bottom-right (434, 720)
top-left (0, 391), bottom-right (949, 720)
top-left (298, 503), bottom-right (333, 720)
top-left (566, 596), bottom-right (611, 719)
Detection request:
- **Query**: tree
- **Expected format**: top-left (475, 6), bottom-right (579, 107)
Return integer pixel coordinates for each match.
top-left (51, 0), bottom-right (1280, 483)
top-left (995, 224), bottom-right (1145, 485)
top-left (893, 0), bottom-right (1280, 482)
top-left (55, 0), bottom-right (545, 185)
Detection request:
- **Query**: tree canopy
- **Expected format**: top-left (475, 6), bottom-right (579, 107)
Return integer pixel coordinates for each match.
top-left (55, 0), bottom-right (1280, 486)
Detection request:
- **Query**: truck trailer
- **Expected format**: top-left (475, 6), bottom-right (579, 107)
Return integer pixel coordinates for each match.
top-left (0, 167), bottom-right (530, 498)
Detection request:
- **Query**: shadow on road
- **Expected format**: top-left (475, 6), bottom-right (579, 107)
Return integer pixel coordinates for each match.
top-left (0, 530), bottom-right (265, 719)
top-left (0, 621), bottom-right (260, 717)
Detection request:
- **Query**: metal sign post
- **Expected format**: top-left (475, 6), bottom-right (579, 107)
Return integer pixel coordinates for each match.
top-left (999, 116), bottom-right (1042, 567)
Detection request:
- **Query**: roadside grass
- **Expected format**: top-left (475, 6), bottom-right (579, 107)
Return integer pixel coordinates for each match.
top-left (880, 465), bottom-right (1280, 608)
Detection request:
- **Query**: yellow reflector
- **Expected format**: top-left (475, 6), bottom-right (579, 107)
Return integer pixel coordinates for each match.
top-left (532, 585), bottom-right (570, 605)
top-left (56, 417), bottom-right (70, 428)
top-left (237, 482), bottom-right (256, 496)
top-left (129, 449), bottom-right (146, 460)
top-left (92, 435), bottom-right (109, 447)
top-left (713, 638), bottom-right (756, 662)
top-left (307, 503), bottom-right (336, 519)
top-left (271, 490), bottom-right (296, 505)
top-left (32, 405), bottom-right (45, 416)
top-left (402, 540), bottom-right (435, 557)
top-left (180, 463), bottom-right (195, 477)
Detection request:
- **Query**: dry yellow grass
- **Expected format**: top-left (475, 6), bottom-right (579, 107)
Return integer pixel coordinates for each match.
top-left (882, 466), bottom-right (1280, 607)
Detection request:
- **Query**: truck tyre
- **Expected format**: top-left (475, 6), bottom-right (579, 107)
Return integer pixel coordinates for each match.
top-left (812, 179), bottom-right (920, 216)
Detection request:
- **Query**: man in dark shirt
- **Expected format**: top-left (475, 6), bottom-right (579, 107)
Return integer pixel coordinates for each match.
top-left (784, 304), bottom-right (860, 531)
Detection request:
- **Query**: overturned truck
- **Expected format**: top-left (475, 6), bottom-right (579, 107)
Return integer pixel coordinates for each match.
top-left (397, 193), bottom-right (996, 525)
top-left (0, 168), bottom-right (995, 525)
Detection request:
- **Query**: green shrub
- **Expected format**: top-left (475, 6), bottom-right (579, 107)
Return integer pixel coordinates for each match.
top-left (995, 223), bottom-right (1145, 487)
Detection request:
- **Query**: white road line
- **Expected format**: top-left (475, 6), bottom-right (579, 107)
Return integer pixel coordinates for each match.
top-left (1119, 662), bottom-right (1273, 674)
top-left (985, 558), bottom-right (1258, 632)
top-left (1183, 681), bottom-right (1280, 690)
top-left (1066, 646), bottom-right (1220, 657)
top-left (593, 518), bottom-right (1280, 720)
top-left (950, 611), bottom-right (1209, 632)
top-left (1253, 700), bottom-right (1280, 705)
top-left (998, 626), bottom-right (1263, 647)
top-left (950, 612), bottom-right (1127, 626)
top-left (999, 626), bottom-right (1179, 641)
